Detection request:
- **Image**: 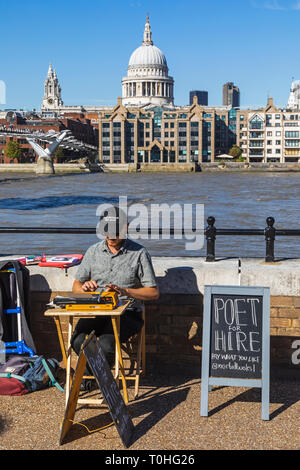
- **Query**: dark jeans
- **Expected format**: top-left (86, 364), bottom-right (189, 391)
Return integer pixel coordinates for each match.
top-left (71, 308), bottom-right (143, 372)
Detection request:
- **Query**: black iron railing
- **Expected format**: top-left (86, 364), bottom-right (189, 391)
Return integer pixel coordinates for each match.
top-left (0, 217), bottom-right (300, 262)
top-left (204, 216), bottom-right (300, 262)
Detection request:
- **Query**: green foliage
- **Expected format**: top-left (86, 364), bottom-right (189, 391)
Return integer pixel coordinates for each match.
top-left (53, 146), bottom-right (64, 158)
top-left (5, 140), bottom-right (22, 160)
top-left (229, 145), bottom-right (242, 159)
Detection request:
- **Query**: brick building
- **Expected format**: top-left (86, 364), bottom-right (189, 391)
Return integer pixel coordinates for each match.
top-left (0, 111), bottom-right (98, 163)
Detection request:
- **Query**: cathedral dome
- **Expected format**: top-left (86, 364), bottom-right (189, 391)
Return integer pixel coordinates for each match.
top-left (122, 15), bottom-right (174, 107)
top-left (129, 44), bottom-right (167, 68)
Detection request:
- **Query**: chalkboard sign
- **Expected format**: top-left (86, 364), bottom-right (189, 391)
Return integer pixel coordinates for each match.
top-left (83, 332), bottom-right (134, 448)
top-left (210, 293), bottom-right (263, 379)
top-left (201, 286), bottom-right (270, 420)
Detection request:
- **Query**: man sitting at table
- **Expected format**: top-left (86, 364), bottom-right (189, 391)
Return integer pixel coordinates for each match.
top-left (71, 205), bottom-right (159, 389)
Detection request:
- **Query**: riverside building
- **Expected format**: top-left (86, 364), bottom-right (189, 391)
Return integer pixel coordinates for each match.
top-left (98, 96), bottom-right (235, 164)
top-left (237, 97), bottom-right (300, 163)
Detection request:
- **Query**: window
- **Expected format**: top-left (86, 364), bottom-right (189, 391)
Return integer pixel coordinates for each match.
top-left (164, 132), bottom-right (169, 137)
top-left (276, 140), bottom-right (281, 145)
top-left (276, 131), bottom-right (281, 136)
top-left (250, 115), bottom-right (264, 129)
top-left (165, 122), bottom-right (169, 128)
top-left (285, 149), bottom-right (299, 155)
top-left (267, 131), bottom-right (272, 136)
top-left (275, 115), bottom-right (280, 119)
top-left (285, 140), bottom-right (300, 147)
top-left (285, 131), bottom-right (299, 138)
top-left (179, 122), bottom-right (186, 127)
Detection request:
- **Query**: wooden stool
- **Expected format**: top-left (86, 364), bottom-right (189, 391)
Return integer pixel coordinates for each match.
top-left (121, 307), bottom-right (146, 399)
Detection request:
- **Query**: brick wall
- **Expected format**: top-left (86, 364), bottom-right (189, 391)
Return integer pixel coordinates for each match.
top-left (28, 291), bottom-right (300, 373)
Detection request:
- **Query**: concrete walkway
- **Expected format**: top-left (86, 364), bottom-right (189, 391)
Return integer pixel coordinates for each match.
top-left (0, 369), bottom-right (299, 451)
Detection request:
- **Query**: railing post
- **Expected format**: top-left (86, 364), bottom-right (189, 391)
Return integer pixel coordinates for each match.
top-left (205, 216), bottom-right (216, 262)
top-left (265, 217), bottom-right (275, 262)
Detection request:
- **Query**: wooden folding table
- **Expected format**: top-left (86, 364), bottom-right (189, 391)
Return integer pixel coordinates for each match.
top-left (44, 300), bottom-right (131, 406)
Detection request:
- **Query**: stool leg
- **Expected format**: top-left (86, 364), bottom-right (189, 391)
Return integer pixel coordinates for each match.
top-left (141, 309), bottom-right (146, 377)
top-left (134, 332), bottom-right (142, 399)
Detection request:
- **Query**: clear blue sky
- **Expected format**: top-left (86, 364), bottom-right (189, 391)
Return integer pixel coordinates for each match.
top-left (1, 0), bottom-right (300, 110)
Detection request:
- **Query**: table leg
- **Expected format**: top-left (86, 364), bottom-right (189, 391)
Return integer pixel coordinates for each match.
top-left (65, 316), bottom-right (74, 406)
top-left (53, 316), bottom-right (68, 369)
top-left (111, 316), bottom-right (128, 405)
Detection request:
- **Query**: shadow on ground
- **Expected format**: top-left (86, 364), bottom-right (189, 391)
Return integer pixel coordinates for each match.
top-left (59, 375), bottom-right (194, 446)
top-left (207, 378), bottom-right (300, 420)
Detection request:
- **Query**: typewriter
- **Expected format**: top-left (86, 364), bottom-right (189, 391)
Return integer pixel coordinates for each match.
top-left (52, 291), bottom-right (119, 310)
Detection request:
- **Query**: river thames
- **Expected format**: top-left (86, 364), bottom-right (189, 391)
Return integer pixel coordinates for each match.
top-left (0, 171), bottom-right (299, 258)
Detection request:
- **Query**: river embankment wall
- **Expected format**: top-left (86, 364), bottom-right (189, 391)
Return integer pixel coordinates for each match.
top-left (2, 162), bottom-right (300, 173)
top-left (23, 256), bottom-right (300, 374)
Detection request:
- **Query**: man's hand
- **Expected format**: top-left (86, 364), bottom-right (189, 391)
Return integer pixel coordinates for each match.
top-left (72, 279), bottom-right (98, 293)
top-left (105, 283), bottom-right (127, 296)
top-left (105, 283), bottom-right (159, 301)
top-left (82, 280), bottom-right (98, 292)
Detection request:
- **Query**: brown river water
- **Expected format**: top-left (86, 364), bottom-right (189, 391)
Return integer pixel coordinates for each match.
top-left (0, 171), bottom-right (299, 258)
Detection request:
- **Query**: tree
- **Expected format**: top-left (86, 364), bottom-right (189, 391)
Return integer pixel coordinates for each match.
top-left (53, 146), bottom-right (65, 161)
top-left (229, 144), bottom-right (242, 159)
top-left (5, 140), bottom-right (22, 161)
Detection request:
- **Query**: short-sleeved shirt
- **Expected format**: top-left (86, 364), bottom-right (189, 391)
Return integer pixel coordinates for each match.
top-left (75, 238), bottom-right (157, 310)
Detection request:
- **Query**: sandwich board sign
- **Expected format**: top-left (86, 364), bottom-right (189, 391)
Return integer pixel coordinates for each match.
top-left (200, 285), bottom-right (270, 420)
top-left (60, 332), bottom-right (134, 448)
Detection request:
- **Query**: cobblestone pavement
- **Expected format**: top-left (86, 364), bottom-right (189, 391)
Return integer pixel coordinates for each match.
top-left (0, 372), bottom-right (299, 451)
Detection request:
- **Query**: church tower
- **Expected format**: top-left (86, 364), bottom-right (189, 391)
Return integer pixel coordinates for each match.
top-left (42, 63), bottom-right (63, 110)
